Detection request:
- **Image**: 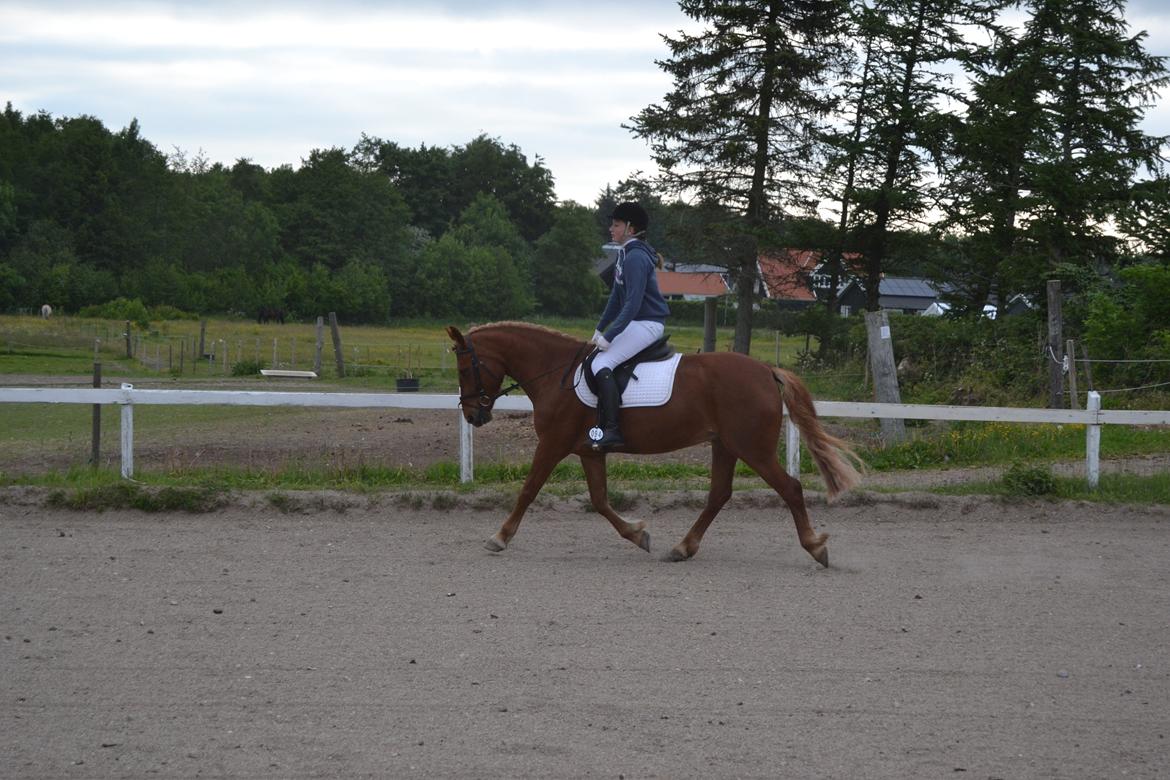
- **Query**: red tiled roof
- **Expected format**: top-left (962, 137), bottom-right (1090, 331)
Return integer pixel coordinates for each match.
top-left (657, 270), bottom-right (728, 298)
top-left (757, 250), bottom-right (817, 302)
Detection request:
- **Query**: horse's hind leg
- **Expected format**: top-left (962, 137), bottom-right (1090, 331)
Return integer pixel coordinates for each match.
top-left (740, 452), bottom-right (829, 567)
top-left (667, 439), bottom-right (736, 562)
top-left (580, 453), bottom-right (650, 552)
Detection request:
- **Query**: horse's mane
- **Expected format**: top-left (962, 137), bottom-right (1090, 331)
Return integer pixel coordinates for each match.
top-left (467, 321), bottom-right (582, 343)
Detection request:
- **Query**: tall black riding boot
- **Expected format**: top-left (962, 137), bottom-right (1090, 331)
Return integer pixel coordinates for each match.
top-left (590, 368), bottom-right (625, 451)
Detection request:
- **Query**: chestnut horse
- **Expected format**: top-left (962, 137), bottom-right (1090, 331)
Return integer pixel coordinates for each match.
top-left (446, 322), bottom-right (862, 566)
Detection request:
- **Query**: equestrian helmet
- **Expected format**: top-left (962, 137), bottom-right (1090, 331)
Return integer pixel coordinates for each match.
top-left (610, 202), bottom-right (649, 233)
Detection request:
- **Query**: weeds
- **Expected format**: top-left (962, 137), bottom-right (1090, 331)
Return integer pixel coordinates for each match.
top-left (1002, 462), bottom-right (1058, 496)
top-left (45, 482), bottom-right (226, 512)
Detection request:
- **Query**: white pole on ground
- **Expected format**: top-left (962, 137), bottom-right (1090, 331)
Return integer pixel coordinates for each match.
top-left (459, 413), bottom-right (474, 483)
top-left (783, 400), bottom-right (800, 479)
top-left (120, 383), bottom-right (134, 478)
top-left (1086, 390), bottom-right (1101, 489)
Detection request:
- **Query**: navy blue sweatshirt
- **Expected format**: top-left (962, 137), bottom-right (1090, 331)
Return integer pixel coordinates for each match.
top-left (596, 238), bottom-right (670, 342)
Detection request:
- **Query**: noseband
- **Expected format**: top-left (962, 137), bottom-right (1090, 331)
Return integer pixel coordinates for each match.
top-left (453, 337), bottom-right (521, 411)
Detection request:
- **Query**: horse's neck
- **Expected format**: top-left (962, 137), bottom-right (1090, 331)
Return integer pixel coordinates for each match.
top-left (486, 327), bottom-right (579, 400)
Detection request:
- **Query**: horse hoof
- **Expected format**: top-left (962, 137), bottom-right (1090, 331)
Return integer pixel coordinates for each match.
top-left (663, 547), bottom-right (691, 562)
top-left (636, 530), bottom-right (651, 553)
top-left (484, 537), bottom-right (506, 553)
top-left (812, 546), bottom-right (828, 568)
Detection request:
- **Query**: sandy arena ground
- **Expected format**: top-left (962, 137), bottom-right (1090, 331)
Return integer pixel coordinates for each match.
top-left (2, 488), bottom-right (1168, 779)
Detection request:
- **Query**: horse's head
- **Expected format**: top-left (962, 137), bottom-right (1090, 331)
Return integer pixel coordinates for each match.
top-left (446, 325), bottom-right (505, 427)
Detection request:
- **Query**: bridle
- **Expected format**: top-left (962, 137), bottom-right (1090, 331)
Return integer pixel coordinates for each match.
top-left (453, 336), bottom-right (589, 423)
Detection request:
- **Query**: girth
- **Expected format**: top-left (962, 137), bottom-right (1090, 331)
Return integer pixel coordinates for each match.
top-left (583, 335), bottom-right (675, 398)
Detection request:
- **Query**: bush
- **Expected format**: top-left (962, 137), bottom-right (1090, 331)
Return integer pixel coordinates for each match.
top-left (78, 297), bottom-right (151, 329)
top-left (231, 359), bottom-right (264, 376)
top-left (148, 304), bottom-right (198, 321)
top-left (1002, 462), bottom-right (1057, 496)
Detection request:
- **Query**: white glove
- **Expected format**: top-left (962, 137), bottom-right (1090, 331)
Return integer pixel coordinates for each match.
top-left (595, 333), bottom-right (611, 351)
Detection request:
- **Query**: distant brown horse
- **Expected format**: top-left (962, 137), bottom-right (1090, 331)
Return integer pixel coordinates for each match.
top-left (446, 322), bottom-right (862, 566)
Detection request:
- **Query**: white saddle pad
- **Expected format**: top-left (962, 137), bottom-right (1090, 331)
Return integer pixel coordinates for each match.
top-left (574, 353), bottom-right (683, 409)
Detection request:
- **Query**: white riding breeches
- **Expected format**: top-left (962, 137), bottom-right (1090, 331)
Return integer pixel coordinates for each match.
top-left (592, 320), bottom-right (665, 374)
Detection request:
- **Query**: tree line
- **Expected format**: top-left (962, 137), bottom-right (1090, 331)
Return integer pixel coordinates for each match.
top-left (1, 0), bottom-right (1167, 375)
top-left (631, 0), bottom-right (1168, 354)
top-left (0, 114), bottom-right (605, 322)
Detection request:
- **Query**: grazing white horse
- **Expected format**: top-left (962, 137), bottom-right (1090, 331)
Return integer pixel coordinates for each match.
top-left (40, 304), bottom-right (52, 319)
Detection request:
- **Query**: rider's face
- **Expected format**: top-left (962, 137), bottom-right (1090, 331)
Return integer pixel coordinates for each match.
top-left (609, 219), bottom-right (635, 243)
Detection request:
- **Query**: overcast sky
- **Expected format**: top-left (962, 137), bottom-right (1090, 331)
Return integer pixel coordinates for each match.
top-left (2, 0), bottom-right (1168, 206)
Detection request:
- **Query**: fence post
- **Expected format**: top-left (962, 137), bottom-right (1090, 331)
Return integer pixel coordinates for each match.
top-left (329, 312), bottom-right (345, 378)
top-left (91, 342), bottom-right (102, 466)
top-left (459, 412), bottom-right (474, 483)
top-left (1066, 338), bottom-right (1078, 409)
top-left (1047, 280), bottom-right (1063, 408)
top-left (784, 401), bottom-right (800, 479)
top-left (1086, 390), bottom-right (1101, 490)
top-left (120, 383), bottom-right (134, 479)
top-left (314, 316), bottom-right (324, 374)
top-left (864, 310), bottom-right (906, 444)
top-left (703, 298), bottom-right (717, 352)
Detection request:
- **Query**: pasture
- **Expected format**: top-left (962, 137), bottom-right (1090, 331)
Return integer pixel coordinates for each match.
top-left (2, 492), bottom-right (1167, 778)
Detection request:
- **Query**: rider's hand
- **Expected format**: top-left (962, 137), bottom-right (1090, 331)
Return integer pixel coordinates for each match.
top-left (595, 333), bottom-right (611, 351)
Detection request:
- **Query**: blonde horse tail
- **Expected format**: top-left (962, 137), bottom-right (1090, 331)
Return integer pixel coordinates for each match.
top-left (773, 367), bottom-right (864, 499)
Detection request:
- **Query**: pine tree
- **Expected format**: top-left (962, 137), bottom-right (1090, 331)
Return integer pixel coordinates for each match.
top-left (939, 0), bottom-right (1168, 308)
top-left (630, 0), bottom-right (851, 353)
top-left (829, 0), bottom-right (1001, 312)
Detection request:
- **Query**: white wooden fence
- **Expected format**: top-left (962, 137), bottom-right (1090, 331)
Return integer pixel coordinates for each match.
top-left (2, 385), bottom-right (1168, 487)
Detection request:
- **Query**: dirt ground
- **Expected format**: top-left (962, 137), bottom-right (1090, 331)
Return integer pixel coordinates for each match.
top-left (2, 488), bottom-right (1168, 779)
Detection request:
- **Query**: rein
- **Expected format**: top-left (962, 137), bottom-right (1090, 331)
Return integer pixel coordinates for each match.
top-left (454, 337), bottom-right (589, 407)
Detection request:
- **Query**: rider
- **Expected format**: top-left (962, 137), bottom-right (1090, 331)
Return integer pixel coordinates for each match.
top-left (588, 202), bottom-right (670, 451)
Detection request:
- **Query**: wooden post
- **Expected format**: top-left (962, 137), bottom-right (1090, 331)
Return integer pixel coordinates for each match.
top-left (314, 316), bottom-right (324, 374)
top-left (272, 338), bottom-right (278, 368)
top-left (198, 320), bottom-right (207, 359)
top-left (329, 312), bottom-right (345, 378)
top-left (1066, 338), bottom-right (1078, 409)
top-left (1047, 280), bottom-right (1063, 409)
top-left (124, 320), bottom-right (132, 358)
top-left (702, 298), bottom-right (717, 352)
top-left (1080, 343), bottom-right (1095, 392)
top-left (91, 341), bottom-right (102, 466)
top-left (774, 329), bottom-right (780, 366)
top-left (864, 310), bottom-right (906, 444)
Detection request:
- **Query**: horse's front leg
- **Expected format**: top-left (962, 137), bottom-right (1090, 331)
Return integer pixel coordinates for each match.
top-left (484, 438), bottom-right (566, 553)
top-left (580, 452), bottom-right (650, 553)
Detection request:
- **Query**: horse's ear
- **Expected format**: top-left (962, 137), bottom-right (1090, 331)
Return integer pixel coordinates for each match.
top-left (445, 325), bottom-right (466, 350)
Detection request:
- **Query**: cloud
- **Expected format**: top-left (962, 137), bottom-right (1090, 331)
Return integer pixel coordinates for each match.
top-left (0, 1), bottom-right (695, 201)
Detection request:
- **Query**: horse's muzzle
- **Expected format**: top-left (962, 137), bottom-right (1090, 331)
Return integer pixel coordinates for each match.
top-left (470, 406), bottom-right (493, 427)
